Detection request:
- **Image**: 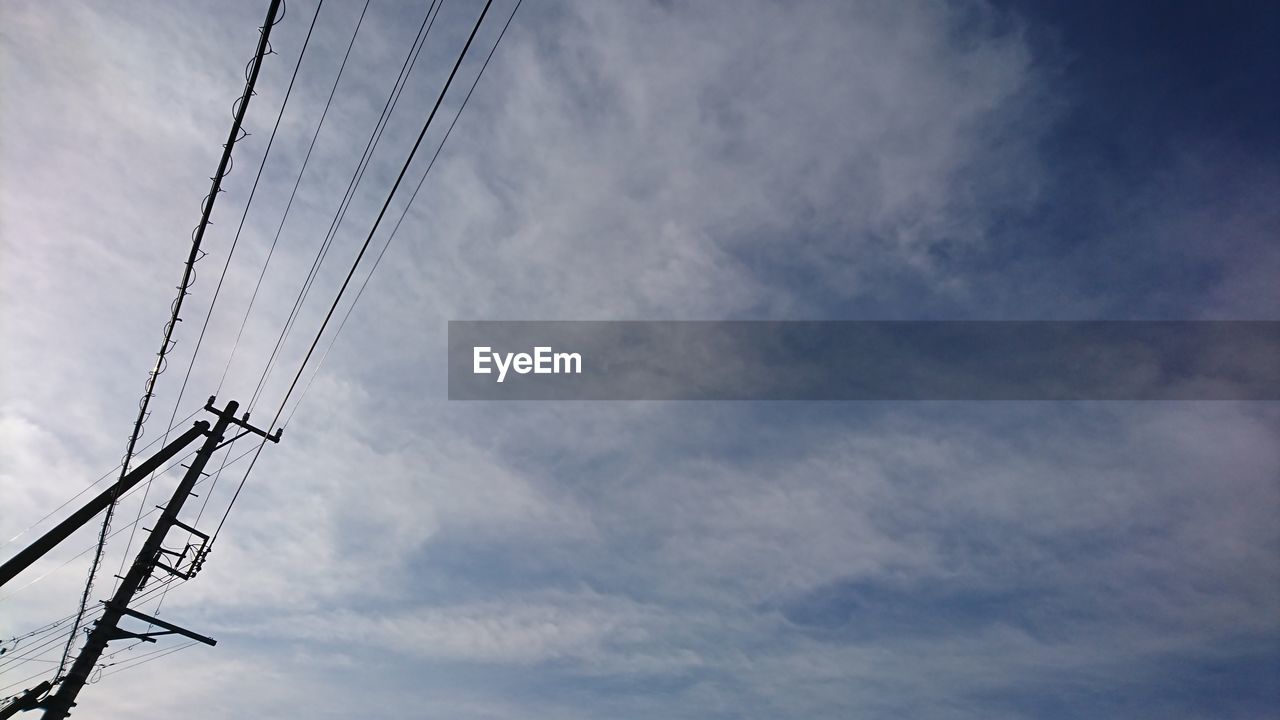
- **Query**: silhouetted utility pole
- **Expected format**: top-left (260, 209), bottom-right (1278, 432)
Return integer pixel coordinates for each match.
top-left (0, 424), bottom-right (210, 589)
top-left (38, 398), bottom-right (279, 719)
top-left (0, 683), bottom-right (51, 720)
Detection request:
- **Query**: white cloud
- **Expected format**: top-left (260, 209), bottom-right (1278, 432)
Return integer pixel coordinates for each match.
top-left (1, 1), bottom-right (1275, 719)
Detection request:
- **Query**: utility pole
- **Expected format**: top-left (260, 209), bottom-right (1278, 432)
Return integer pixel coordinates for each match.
top-left (2, 2), bottom-right (285, 713)
top-left (0, 424), bottom-right (210, 589)
top-left (37, 398), bottom-right (278, 719)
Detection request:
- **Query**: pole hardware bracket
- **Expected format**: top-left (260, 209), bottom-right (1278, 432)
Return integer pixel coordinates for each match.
top-left (153, 519), bottom-right (210, 580)
top-left (204, 396), bottom-right (283, 444)
top-left (101, 602), bottom-right (217, 647)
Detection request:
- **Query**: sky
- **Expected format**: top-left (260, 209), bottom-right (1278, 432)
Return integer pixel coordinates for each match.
top-left (1, 1), bottom-right (1277, 718)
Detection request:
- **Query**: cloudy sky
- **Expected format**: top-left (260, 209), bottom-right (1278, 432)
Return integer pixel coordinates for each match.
top-left (1, 1), bottom-right (1277, 718)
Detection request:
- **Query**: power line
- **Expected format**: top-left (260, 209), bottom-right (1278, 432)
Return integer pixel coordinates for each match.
top-left (0, 622), bottom-right (79, 673)
top-left (216, 0), bottom-right (372, 398)
top-left (0, 406), bottom-right (201, 554)
top-left (0, 442), bottom-right (259, 604)
top-left (0, 576), bottom-right (185, 680)
top-left (183, 0), bottom-right (414, 584)
top-left (247, 0), bottom-right (444, 412)
top-left (115, 0), bottom-right (329, 594)
top-left (286, 0), bottom-right (524, 426)
top-left (42, 402), bottom-right (255, 718)
top-left (58, 0), bottom-right (285, 681)
top-left (210, 0), bottom-right (501, 549)
top-left (1, 575), bottom-right (181, 674)
top-left (1, 443), bottom-right (253, 682)
top-left (274, 0), bottom-right (497, 427)
top-left (1, 625), bottom-right (82, 674)
top-left (1, 619), bottom-right (73, 655)
top-left (180, 0), bottom-right (384, 596)
top-left (99, 640), bottom-right (200, 680)
top-left (5, 0), bottom-right (523, 707)
top-left (2, 439), bottom-right (254, 694)
top-left (0, 668), bottom-right (54, 702)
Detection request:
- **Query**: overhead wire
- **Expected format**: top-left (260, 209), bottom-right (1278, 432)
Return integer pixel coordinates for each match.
top-left (0, 667), bottom-right (54, 702)
top-left (0, 620), bottom-right (80, 671)
top-left (57, 0), bottom-right (285, 681)
top-left (1, 575), bottom-right (186, 678)
top-left (0, 575), bottom-right (182, 678)
top-left (113, 0), bottom-right (329, 596)
top-left (0, 443), bottom-right (260, 605)
top-left (7, 0), bottom-right (519, 696)
top-left (246, 0), bottom-right (444, 413)
top-left (286, 0), bottom-right (524, 426)
top-left (2, 446), bottom-right (250, 697)
top-left (209, 0), bottom-right (500, 550)
top-left (216, 0), bottom-right (372, 399)
top-left (1, 619), bottom-right (72, 655)
top-left (0, 406), bottom-right (201, 553)
top-left (178, 0), bottom-right (378, 596)
top-left (1, 571), bottom-right (188, 687)
top-left (1, 621), bottom-right (87, 673)
top-left (99, 640), bottom-right (200, 680)
top-left (6, 5), bottom-right (357, 689)
top-left (190, 0), bottom-right (442, 547)
top-left (0, 624), bottom-right (87, 677)
top-left (273, 0), bottom-right (497, 427)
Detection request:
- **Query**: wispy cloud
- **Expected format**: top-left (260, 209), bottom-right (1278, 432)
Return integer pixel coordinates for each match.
top-left (2, 1), bottom-right (1276, 718)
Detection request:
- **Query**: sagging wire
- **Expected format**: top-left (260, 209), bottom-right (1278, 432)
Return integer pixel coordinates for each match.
top-left (0, 626), bottom-right (80, 676)
top-left (57, 0), bottom-right (284, 681)
top-left (99, 640), bottom-right (200, 681)
top-left (0, 619), bottom-right (73, 662)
